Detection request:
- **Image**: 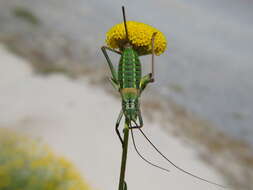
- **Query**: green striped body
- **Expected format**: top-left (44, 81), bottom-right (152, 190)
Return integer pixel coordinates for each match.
top-left (118, 47), bottom-right (141, 89)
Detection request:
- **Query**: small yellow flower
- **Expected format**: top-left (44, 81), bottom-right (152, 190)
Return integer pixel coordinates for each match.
top-left (106, 21), bottom-right (167, 55)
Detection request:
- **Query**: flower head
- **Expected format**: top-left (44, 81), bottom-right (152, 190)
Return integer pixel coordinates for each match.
top-left (106, 21), bottom-right (167, 55)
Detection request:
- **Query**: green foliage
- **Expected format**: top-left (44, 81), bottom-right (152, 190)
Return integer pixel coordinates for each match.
top-left (13, 7), bottom-right (40, 25)
top-left (0, 128), bottom-right (90, 190)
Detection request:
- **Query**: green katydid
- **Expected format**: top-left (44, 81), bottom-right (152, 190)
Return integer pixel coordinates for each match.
top-left (101, 6), bottom-right (227, 190)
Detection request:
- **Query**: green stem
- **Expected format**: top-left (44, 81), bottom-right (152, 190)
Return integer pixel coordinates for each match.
top-left (118, 119), bottom-right (130, 190)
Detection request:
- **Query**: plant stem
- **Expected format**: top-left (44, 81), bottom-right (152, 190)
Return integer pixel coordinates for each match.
top-left (118, 119), bottom-right (130, 190)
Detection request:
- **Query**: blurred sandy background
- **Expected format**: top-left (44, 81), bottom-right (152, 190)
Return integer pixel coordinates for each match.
top-left (0, 0), bottom-right (252, 190)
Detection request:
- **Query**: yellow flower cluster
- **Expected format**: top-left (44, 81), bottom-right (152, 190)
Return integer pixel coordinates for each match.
top-left (106, 21), bottom-right (167, 55)
top-left (0, 128), bottom-right (90, 190)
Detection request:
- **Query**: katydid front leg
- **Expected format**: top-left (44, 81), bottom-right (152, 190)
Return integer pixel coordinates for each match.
top-left (115, 110), bottom-right (124, 146)
top-left (101, 46), bottom-right (121, 83)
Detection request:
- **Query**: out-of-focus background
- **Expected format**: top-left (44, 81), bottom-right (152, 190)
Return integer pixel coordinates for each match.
top-left (0, 0), bottom-right (252, 190)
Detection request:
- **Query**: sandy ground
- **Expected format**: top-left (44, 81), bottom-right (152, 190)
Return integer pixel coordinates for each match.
top-left (0, 44), bottom-right (226, 190)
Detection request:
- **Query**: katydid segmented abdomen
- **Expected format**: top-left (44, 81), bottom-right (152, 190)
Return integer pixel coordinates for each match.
top-left (118, 48), bottom-right (141, 89)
